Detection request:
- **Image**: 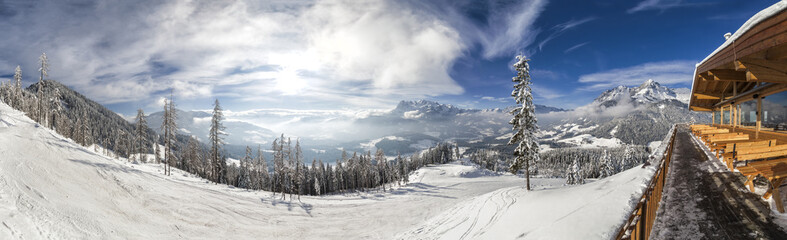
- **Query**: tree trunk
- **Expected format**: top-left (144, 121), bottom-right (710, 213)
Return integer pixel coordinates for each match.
top-left (525, 159), bottom-right (531, 191)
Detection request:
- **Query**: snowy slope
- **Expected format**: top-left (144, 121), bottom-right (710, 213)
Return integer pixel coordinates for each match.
top-left (0, 100), bottom-right (657, 239)
top-left (398, 166), bottom-right (654, 239)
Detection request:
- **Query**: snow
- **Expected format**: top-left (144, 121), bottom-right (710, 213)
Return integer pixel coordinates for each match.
top-left (409, 139), bottom-right (436, 149)
top-left (398, 165), bottom-right (657, 239)
top-left (648, 141), bottom-right (662, 152)
top-left (0, 101), bottom-right (660, 239)
top-left (496, 132), bottom-right (514, 140)
top-left (609, 125), bottom-right (619, 136)
top-left (359, 135), bottom-right (405, 150)
top-left (558, 134), bottom-right (624, 148)
top-left (697, 1), bottom-right (787, 66)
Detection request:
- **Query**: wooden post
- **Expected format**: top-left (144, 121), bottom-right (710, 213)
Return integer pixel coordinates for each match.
top-left (721, 106), bottom-right (725, 125)
top-left (757, 97), bottom-right (762, 139)
top-left (732, 104), bottom-right (736, 129)
top-left (712, 110), bottom-right (716, 125)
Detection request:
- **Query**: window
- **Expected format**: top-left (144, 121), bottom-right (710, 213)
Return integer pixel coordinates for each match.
top-left (740, 100), bottom-right (756, 126)
top-left (713, 111), bottom-right (721, 124)
top-left (762, 91), bottom-right (787, 131)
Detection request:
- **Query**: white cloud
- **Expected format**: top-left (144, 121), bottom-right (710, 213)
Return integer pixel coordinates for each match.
top-left (530, 83), bottom-right (565, 100)
top-left (477, 0), bottom-right (548, 59)
top-left (577, 60), bottom-right (696, 91)
top-left (538, 16), bottom-right (596, 51)
top-left (627, 0), bottom-right (706, 14)
top-left (480, 96), bottom-right (508, 102)
top-left (563, 42), bottom-right (589, 53)
top-left (0, 0), bottom-right (549, 112)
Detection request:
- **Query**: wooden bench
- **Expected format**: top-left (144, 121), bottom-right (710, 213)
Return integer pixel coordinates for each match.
top-left (738, 161), bottom-right (787, 213)
top-left (691, 125), bottom-right (715, 135)
top-left (697, 128), bottom-right (727, 136)
top-left (720, 140), bottom-right (778, 168)
top-left (702, 132), bottom-right (743, 145)
top-left (725, 147), bottom-right (787, 175)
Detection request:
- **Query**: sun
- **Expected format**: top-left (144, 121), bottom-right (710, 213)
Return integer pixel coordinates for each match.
top-left (275, 68), bottom-right (307, 95)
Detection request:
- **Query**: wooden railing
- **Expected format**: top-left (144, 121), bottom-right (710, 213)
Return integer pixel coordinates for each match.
top-left (615, 125), bottom-right (678, 240)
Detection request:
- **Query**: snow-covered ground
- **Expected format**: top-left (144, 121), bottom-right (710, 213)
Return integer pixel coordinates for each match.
top-left (557, 134), bottom-right (624, 149)
top-left (0, 101), bottom-right (657, 239)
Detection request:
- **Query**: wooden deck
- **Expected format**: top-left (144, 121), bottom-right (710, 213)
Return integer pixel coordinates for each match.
top-left (650, 125), bottom-right (787, 239)
top-left (691, 124), bottom-right (787, 213)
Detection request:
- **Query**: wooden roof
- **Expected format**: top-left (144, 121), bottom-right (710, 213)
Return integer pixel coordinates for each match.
top-left (689, 6), bottom-right (787, 111)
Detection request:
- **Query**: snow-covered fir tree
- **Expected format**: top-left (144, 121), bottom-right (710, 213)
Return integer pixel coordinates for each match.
top-left (161, 94), bottom-right (178, 176)
top-left (209, 99), bottom-right (226, 183)
top-left (134, 109), bottom-right (149, 163)
top-left (36, 53), bottom-right (49, 125)
top-left (507, 55), bottom-right (539, 191)
top-left (566, 159), bottom-right (584, 185)
top-left (599, 149), bottom-right (614, 178)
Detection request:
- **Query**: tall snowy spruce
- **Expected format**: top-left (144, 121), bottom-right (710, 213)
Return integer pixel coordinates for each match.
top-left (210, 99), bottom-right (226, 184)
top-left (160, 93), bottom-right (177, 176)
top-left (135, 109), bottom-right (149, 163)
top-left (507, 55), bottom-right (540, 191)
top-left (599, 149), bottom-right (614, 178)
top-left (36, 53), bottom-right (49, 125)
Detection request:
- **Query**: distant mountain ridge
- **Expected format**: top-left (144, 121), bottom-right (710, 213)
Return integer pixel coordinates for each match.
top-left (540, 79), bottom-right (708, 147)
top-left (593, 79), bottom-right (690, 108)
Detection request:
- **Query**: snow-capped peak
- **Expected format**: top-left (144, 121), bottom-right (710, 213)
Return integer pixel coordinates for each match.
top-left (632, 79), bottom-right (677, 103)
top-left (393, 100), bottom-right (462, 116)
top-left (592, 80), bottom-right (686, 107)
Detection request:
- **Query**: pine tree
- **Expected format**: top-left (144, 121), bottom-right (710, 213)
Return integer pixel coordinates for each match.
top-left (35, 54), bottom-right (48, 124)
top-left (566, 159), bottom-right (584, 185)
top-left (599, 149), bottom-right (614, 178)
top-left (210, 99), bottom-right (226, 183)
top-left (239, 146), bottom-right (253, 189)
top-left (621, 144), bottom-right (633, 171)
top-left (257, 145), bottom-right (269, 191)
top-left (50, 87), bottom-right (63, 131)
top-left (134, 109), bottom-right (149, 163)
top-left (12, 65), bottom-right (22, 107)
top-left (507, 55), bottom-right (540, 190)
top-left (14, 65), bottom-right (22, 91)
top-left (154, 137), bottom-right (161, 164)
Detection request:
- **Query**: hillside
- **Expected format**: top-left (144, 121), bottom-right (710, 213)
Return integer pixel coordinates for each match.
top-left (0, 100), bottom-right (660, 239)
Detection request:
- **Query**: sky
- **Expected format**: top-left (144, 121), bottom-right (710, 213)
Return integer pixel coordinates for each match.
top-left (0, 0), bottom-right (780, 116)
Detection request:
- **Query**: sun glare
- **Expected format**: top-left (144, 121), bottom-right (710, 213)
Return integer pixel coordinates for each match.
top-left (275, 68), bottom-right (307, 95)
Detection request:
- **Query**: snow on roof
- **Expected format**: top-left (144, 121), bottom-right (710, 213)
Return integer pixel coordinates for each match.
top-left (698, 1), bottom-right (787, 66)
top-left (690, 1), bottom-right (787, 109)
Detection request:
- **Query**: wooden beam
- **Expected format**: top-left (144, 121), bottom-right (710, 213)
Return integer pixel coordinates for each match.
top-left (765, 43), bottom-right (787, 60)
top-left (745, 64), bottom-right (787, 83)
top-left (736, 59), bottom-right (787, 71)
top-left (757, 97), bottom-right (762, 139)
top-left (691, 106), bottom-right (713, 111)
top-left (694, 93), bottom-right (721, 100)
top-left (699, 72), bottom-right (711, 82)
top-left (708, 69), bottom-right (747, 82)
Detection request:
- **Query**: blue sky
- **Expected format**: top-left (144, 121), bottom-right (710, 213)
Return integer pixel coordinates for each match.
top-left (0, 0), bottom-right (778, 116)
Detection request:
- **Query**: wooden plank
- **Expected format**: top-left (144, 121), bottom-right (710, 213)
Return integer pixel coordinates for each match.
top-left (737, 149), bottom-right (787, 161)
top-left (699, 129), bottom-right (729, 135)
top-left (745, 64), bottom-right (787, 83)
top-left (709, 69), bottom-right (748, 82)
top-left (736, 144), bottom-right (787, 155)
top-left (772, 178), bottom-right (784, 213)
top-left (736, 58), bottom-right (787, 71)
top-left (709, 135), bottom-right (749, 143)
top-left (690, 106), bottom-right (713, 111)
top-left (693, 93), bottom-right (721, 100)
top-left (766, 43), bottom-right (787, 60)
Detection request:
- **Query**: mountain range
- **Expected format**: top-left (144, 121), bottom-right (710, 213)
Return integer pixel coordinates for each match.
top-left (140, 79), bottom-right (708, 161)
